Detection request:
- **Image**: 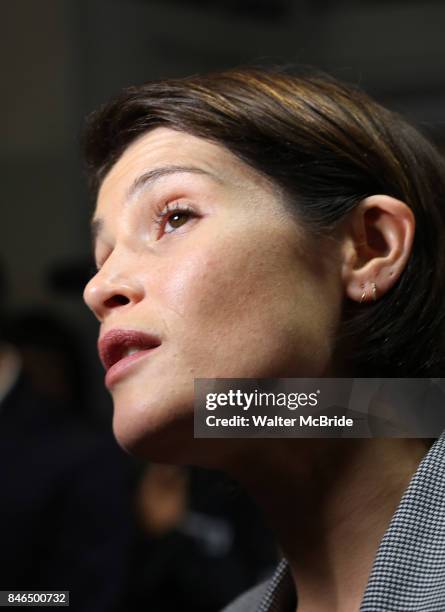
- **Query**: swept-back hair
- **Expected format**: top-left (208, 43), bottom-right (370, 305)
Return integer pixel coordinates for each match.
top-left (83, 66), bottom-right (445, 376)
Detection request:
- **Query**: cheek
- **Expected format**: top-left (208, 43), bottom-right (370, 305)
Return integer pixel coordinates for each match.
top-left (154, 250), bottom-right (231, 319)
top-left (157, 236), bottom-right (267, 328)
top-left (150, 232), bottom-right (333, 377)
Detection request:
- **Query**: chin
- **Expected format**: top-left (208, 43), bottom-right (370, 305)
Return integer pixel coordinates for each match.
top-left (111, 398), bottom-right (238, 469)
top-left (111, 408), bottom-right (172, 461)
top-left (110, 391), bottom-right (198, 464)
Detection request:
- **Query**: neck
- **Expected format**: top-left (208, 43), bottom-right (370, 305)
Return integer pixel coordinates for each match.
top-left (226, 437), bottom-right (430, 612)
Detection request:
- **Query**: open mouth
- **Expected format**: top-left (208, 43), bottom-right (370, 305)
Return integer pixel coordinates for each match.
top-left (98, 329), bottom-right (161, 385)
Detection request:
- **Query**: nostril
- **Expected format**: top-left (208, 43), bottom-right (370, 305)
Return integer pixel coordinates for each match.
top-left (104, 295), bottom-right (130, 309)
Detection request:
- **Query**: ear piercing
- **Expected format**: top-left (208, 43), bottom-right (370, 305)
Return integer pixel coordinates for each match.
top-left (360, 281), bottom-right (377, 303)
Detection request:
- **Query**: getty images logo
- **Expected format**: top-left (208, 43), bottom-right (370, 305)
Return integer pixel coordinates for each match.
top-left (205, 389), bottom-right (321, 411)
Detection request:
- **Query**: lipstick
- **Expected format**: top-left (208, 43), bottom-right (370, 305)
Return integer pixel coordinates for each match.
top-left (98, 329), bottom-right (161, 388)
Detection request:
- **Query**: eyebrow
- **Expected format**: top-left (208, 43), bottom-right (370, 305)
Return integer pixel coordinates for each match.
top-left (127, 164), bottom-right (222, 201)
top-left (90, 164), bottom-right (222, 251)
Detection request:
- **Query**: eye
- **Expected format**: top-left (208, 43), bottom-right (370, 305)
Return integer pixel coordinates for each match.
top-left (165, 210), bottom-right (190, 231)
top-left (154, 202), bottom-right (198, 237)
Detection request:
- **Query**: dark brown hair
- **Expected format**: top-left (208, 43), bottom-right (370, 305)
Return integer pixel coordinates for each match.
top-left (83, 66), bottom-right (445, 377)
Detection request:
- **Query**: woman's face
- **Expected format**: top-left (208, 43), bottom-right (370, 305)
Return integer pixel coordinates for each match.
top-left (84, 127), bottom-right (342, 464)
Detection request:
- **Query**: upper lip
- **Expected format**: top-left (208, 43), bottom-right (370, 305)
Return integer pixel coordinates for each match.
top-left (98, 329), bottom-right (161, 371)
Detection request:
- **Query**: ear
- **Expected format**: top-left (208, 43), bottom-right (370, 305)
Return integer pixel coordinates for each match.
top-left (340, 195), bottom-right (415, 303)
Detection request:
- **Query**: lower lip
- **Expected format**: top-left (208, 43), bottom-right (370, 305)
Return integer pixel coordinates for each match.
top-left (105, 347), bottom-right (159, 388)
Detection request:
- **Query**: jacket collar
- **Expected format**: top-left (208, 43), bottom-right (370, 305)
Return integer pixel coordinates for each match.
top-left (259, 432), bottom-right (445, 611)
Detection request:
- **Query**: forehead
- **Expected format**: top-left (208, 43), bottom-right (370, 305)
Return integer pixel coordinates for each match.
top-left (96, 127), bottom-right (268, 213)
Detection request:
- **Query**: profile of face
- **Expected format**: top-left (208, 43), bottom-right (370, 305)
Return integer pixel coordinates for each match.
top-left (83, 128), bottom-right (349, 465)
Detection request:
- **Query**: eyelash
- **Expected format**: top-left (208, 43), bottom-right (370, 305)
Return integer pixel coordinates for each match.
top-left (153, 201), bottom-right (197, 237)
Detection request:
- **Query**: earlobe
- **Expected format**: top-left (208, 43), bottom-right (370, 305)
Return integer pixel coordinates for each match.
top-left (341, 195), bottom-right (415, 304)
top-left (359, 281), bottom-right (378, 304)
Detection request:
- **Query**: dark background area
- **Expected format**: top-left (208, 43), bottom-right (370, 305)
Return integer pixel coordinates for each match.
top-left (1, 1), bottom-right (444, 610)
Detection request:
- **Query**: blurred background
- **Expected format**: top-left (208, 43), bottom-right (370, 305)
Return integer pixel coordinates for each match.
top-left (1, 1), bottom-right (444, 610)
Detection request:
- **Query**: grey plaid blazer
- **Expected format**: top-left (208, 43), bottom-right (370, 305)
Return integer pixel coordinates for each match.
top-left (223, 431), bottom-right (445, 611)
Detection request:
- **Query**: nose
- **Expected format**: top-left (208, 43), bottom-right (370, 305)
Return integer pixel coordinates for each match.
top-left (83, 266), bottom-right (145, 322)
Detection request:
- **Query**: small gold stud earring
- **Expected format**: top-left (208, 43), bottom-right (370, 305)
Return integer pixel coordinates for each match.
top-left (360, 282), bottom-right (378, 304)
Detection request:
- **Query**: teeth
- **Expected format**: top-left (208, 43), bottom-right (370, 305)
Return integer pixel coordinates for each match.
top-left (124, 347), bottom-right (141, 358)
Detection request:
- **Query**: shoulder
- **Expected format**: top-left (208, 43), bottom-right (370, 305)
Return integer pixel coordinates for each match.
top-left (221, 579), bottom-right (270, 612)
top-left (221, 558), bottom-right (295, 612)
